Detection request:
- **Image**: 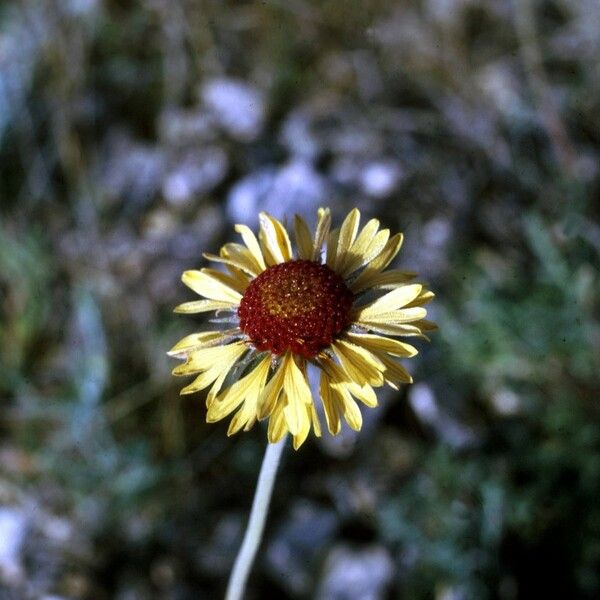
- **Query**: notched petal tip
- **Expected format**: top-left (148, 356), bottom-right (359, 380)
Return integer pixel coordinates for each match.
top-left (171, 364), bottom-right (189, 376)
top-left (180, 386), bottom-right (197, 395)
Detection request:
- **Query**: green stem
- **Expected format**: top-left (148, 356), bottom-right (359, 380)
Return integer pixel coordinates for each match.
top-left (225, 437), bottom-right (286, 600)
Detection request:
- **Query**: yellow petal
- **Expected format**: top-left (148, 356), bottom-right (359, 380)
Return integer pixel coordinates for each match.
top-left (201, 267), bottom-right (250, 293)
top-left (338, 218), bottom-right (379, 276)
top-left (294, 215), bottom-right (313, 260)
top-left (168, 331), bottom-right (234, 357)
top-left (309, 403), bottom-right (322, 437)
top-left (321, 355), bottom-right (378, 409)
top-left (355, 307), bottom-right (429, 329)
top-left (207, 355), bottom-right (271, 423)
top-left (172, 341), bottom-right (247, 375)
top-left (339, 228), bottom-right (391, 278)
top-left (267, 403), bottom-right (288, 443)
top-left (177, 343), bottom-right (247, 395)
top-left (355, 321), bottom-right (427, 337)
top-left (292, 404), bottom-right (315, 450)
top-left (335, 208), bottom-right (360, 270)
top-left (363, 228), bottom-right (391, 261)
top-left (227, 406), bottom-right (254, 435)
top-left (182, 270), bottom-right (243, 303)
top-left (223, 242), bottom-right (263, 266)
top-left (326, 228), bottom-right (340, 269)
top-left (333, 385), bottom-right (363, 431)
top-left (201, 251), bottom-right (248, 275)
top-left (415, 318), bottom-right (438, 331)
top-left (346, 381), bottom-right (378, 407)
top-left (345, 332), bottom-right (418, 357)
top-left (224, 264), bottom-right (252, 292)
top-left (283, 396), bottom-right (307, 436)
top-left (205, 366), bottom-right (234, 407)
top-left (356, 284), bottom-right (423, 317)
top-left (257, 357), bottom-right (286, 419)
top-left (360, 269), bottom-right (417, 290)
top-left (376, 352), bottom-right (413, 388)
top-left (203, 243), bottom-right (260, 276)
top-left (312, 207), bottom-right (332, 261)
top-left (235, 224), bottom-right (266, 271)
top-left (173, 299), bottom-right (236, 314)
top-left (404, 289), bottom-right (436, 308)
top-left (320, 370), bottom-right (341, 435)
top-left (259, 212), bottom-right (292, 265)
top-left (282, 354), bottom-right (312, 435)
top-left (243, 414), bottom-right (258, 432)
top-left (180, 366), bottom-right (227, 395)
top-left (350, 233), bottom-right (404, 293)
top-left (331, 339), bottom-right (385, 387)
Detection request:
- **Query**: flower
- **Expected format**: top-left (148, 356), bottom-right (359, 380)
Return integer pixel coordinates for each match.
top-left (169, 208), bottom-right (435, 449)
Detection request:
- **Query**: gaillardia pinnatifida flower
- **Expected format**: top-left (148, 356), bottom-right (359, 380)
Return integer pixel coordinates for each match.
top-left (169, 208), bottom-right (435, 449)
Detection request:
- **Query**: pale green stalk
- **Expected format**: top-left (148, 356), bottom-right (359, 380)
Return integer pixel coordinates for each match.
top-left (225, 437), bottom-right (286, 600)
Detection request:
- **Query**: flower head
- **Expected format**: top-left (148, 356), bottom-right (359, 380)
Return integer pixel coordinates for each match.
top-left (169, 208), bottom-right (435, 449)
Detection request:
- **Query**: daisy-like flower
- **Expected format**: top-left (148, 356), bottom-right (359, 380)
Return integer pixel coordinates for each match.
top-left (169, 208), bottom-right (435, 449)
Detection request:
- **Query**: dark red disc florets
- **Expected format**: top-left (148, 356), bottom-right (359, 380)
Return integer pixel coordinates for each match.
top-left (238, 260), bottom-right (353, 358)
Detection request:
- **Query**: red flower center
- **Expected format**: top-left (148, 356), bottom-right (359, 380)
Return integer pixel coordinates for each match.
top-left (238, 260), bottom-right (353, 358)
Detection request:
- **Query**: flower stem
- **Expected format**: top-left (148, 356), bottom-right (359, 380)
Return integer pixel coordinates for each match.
top-left (225, 437), bottom-right (286, 600)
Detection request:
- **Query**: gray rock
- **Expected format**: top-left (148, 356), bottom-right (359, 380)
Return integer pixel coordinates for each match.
top-left (409, 384), bottom-right (476, 449)
top-left (227, 160), bottom-right (329, 225)
top-left (360, 160), bottom-right (403, 199)
top-left (162, 147), bottom-right (228, 206)
top-left (0, 508), bottom-right (27, 585)
top-left (279, 109), bottom-right (321, 160)
top-left (316, 545), bottom-right (394, 600)
top-left (99, 132), bottom-right (166, 208)
top-left (226, 167), bottom-right (277, 225)
top-left (0, 6), bottom-right (48, 139)
top-left (201, 78), bottom-right (266, 141)
top-left (331, 157), bottom-right (403, 199)
top-left (476, 61), bottom-right (529, 120)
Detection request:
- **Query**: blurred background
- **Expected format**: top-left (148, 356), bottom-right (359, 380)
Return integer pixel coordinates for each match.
top-left (1, 0), bottom-right (599, 598)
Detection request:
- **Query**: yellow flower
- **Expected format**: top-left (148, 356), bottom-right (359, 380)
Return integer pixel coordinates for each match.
top-left (169, 208), bottom-right (436, 449)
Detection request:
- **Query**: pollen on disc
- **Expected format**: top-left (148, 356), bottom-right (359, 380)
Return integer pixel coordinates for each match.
top-left (238, 260), bottom-right (353, 358)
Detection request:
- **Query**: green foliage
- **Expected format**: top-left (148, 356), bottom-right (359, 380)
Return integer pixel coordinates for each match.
top-left (378, 214), bottom-right (599, 598)
top-left (0, 227), bottom-right (53, 392)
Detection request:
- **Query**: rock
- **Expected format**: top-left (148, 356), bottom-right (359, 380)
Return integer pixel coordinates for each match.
top-left (162, 147), bottom-right (228, 206)
top-left (409, 383), bottom-right (440, 426)
top-left (279, 109), bottom-right (320, 160)
top-left (359, 160), bottom-right (403, 198)
top-left (316, 545), bottom-right (394, 600)
top-left (490, 388), bottom-right (521, 416)
top-left (0, 508), bottom-right (27, 585)
top-left (226, 167), bottom-right (276, 225)
top-left (99, 132), bottom-right (166, 208)
top-left (331, 157), bottom-right (402, 199)
top-left (476, 61), bottom-right (528, 120)
top-left (201, 78), bottom-right (266, 142)
top-left (227, 160), bottom-right (329, 225)
top-left (408, 384), bottom-right (476, 449)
